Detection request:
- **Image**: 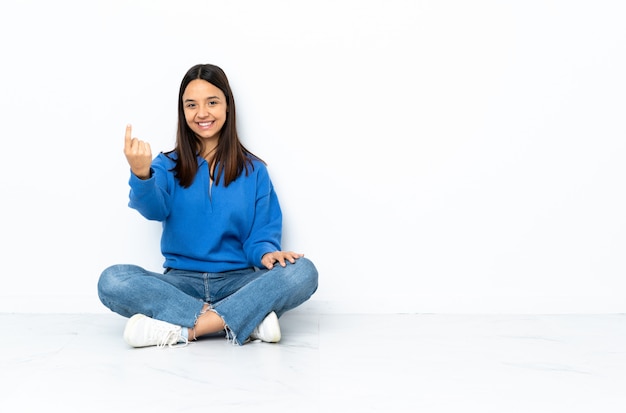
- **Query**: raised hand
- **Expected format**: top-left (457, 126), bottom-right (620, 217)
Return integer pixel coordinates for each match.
top-left (123, 124), bottom-right (152, 179)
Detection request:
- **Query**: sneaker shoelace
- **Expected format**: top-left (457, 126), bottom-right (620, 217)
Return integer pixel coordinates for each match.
top-left (151, 326), bottom-right (188, 349)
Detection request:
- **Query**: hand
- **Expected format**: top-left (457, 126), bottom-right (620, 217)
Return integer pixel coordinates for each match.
top-left (123, 124), bottom-right (152, 179)
top-left (261, 251), bottom-right (304, 270)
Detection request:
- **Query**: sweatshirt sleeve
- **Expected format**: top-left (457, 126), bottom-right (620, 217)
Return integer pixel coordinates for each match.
top-left (243, 164), bottom-right (283, 267)
top-left (127, 156), bottom-right (172, 221)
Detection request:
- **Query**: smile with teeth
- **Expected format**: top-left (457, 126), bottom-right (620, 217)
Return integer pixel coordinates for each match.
top-left (197, 121), bottom-right (214, 129)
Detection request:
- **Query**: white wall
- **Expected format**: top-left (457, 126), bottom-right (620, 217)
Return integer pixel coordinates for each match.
top-left (1, 0), bottom-right (624, 314)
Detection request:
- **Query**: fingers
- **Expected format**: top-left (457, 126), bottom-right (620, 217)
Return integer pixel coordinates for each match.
top-left (123, 124), bottom-right (153, 178)
top-left (282, 251), bottom-right (304, 264)
top-left (124, 124), bottom-right (136, 154)
top-left (261, 253), bottom-right (275, 270)
top-left (131, 140), bottom-right (151, 154)
top-left (124, 124), bottom-right (132, 150)
top-left (262, 251), bottom-right (304, 269)
top-left (123, 124), bottom-right (152, 155)
top-left (276, 256), bottom-right (287, 268)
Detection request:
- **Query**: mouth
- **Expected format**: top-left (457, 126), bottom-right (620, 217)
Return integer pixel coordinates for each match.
top-left (197, 121), bottom-right (214, 130)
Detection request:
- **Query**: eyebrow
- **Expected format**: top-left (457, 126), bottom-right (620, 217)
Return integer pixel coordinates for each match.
top-left (183, 96), bottom-right (221, 103)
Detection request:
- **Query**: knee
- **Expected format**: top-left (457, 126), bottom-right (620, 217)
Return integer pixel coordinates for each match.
top-left (97, 264), bottom-right (140, 298)
top-left (292, 257), bottom-right (319, 293)
top-left (97, 265), bottom-right (119, 299)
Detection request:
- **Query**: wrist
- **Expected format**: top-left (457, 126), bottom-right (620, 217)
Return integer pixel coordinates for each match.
top-left (133, 168), bottom-right (151, 180)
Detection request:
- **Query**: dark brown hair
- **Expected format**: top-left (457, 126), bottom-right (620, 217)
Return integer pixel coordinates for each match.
top-left (167, 64), bottom-right (262, 187)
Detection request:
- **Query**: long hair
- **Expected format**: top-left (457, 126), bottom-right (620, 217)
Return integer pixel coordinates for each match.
top-left (168, 64), bottom-right (262, 188)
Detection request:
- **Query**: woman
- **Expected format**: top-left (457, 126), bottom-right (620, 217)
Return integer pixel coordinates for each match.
top-left (97, 64), bottom-right (318, 348)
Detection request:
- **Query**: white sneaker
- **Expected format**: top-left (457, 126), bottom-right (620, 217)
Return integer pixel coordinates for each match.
top-left (250, 311), bottom-right (281, 343)
top-left (123, 314), bottom-right (187, 348)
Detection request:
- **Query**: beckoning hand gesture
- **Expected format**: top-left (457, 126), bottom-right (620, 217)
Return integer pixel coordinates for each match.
top-left (124, 124), bottom-right (152, 179)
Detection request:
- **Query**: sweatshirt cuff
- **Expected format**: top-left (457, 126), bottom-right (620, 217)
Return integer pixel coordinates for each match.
top-left (129, 168), bottom-right (154, 183)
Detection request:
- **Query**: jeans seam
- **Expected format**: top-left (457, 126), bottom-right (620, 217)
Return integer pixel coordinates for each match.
top-left (203, 272), bottom-right (210, 303)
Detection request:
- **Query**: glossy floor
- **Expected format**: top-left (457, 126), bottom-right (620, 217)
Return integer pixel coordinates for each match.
top-left (2, 312), bottom-right (626, 412)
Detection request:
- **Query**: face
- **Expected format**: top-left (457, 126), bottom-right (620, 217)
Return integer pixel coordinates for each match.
top-left (182, 79), bottom-right (228, 143)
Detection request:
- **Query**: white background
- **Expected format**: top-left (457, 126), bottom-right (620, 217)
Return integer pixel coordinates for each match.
top-left (0, 0), bottom-right (624, 314)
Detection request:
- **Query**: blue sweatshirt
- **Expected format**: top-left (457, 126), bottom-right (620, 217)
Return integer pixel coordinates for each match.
top-left (128, 152), bottom-right (282, 273)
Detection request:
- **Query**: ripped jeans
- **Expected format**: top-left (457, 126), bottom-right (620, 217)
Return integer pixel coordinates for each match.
top-left (97, 257), bottom-right (318, 345)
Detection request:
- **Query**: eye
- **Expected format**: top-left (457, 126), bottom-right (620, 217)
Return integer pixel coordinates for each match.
top-left (209, 100), bottom-right (218, 106)
top-left (185, 103), bottom-right (196, 109)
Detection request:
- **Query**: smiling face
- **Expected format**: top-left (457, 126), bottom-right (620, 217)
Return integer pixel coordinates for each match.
top-left (182, 79), bottom-right (228, 149)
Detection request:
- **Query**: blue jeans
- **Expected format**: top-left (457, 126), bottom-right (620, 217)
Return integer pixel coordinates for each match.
top-left (97, 257), bottom-right (318, 345)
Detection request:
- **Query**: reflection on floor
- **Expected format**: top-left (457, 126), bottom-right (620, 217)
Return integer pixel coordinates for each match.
top-left (2, 312), bottom-right (626, 412)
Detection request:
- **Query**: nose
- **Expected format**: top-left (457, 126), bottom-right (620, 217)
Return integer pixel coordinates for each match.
top-left (197, 103), bottom-right (211, 118)
top-left (197, 109), bottom-right (208, 118)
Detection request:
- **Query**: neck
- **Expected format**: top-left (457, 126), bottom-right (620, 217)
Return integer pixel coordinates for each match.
top-left (201, 144), bottom-right (217, 161)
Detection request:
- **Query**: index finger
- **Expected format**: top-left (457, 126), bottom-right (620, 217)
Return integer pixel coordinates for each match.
top-left (124, 124), bottom-right (132, 149)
